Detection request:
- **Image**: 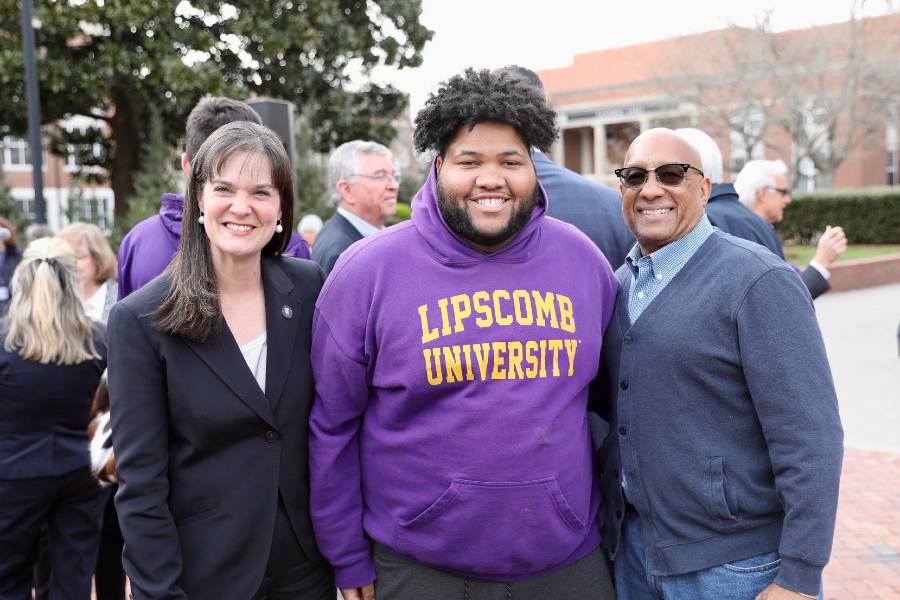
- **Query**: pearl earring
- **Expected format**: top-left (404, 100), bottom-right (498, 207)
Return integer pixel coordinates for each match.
top-left (275, 219), bottom-right (283, 233)
top-left (198, 213), bottom-right (205, 225)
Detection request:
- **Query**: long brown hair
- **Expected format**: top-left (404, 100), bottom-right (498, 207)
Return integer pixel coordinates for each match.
top-left (154, 121), bottom-right (294, 342)
top-left (3, 238), bottom-right (100, 364)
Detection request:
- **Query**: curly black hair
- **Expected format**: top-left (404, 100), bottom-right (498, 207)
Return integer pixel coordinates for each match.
top-left (413, 68), bottom-right (558, 155)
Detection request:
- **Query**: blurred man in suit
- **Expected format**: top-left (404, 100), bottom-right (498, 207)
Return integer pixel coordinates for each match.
top-left (734, 159), bottom-right (845, 299)
top-left (312, 141), bottom-right (399, 274)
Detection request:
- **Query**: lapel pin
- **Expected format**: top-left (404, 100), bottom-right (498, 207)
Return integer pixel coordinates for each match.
top-left (281, 305), bottom-right (293, 319)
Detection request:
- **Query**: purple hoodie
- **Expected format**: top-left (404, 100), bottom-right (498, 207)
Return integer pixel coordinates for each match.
top-left (309, 163), bottom-right (619, 588)
top-left (117, 193), bottom-right (310, 300)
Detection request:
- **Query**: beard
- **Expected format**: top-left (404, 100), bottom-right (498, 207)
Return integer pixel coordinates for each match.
top-left (436, 181), bottom-right (539, 250)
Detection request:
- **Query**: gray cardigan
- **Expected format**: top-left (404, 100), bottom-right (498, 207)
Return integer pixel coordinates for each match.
top-left (597, 230), bottom-right (843, 597)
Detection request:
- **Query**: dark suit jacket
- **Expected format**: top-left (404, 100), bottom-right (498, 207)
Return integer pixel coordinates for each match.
top-left (0, 321), bottom-right (106, 478)
top-left (311, 211), bottom-right (363, 275)
top-left (536, 152), bottom-right (634, 269)
top-left (108, 256), bottom-right (327, 600)
top-left (706, 183), bottom-right (829, 299)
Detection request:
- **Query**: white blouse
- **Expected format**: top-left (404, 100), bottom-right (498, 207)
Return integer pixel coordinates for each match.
top-left (84, 281), bottom-right (108, 323)
top-left (238, 331), bottom-right (268, 392)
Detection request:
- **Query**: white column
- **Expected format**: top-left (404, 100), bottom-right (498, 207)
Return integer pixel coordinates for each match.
top-left (593, 123), bottom-right (609, 181)
top-left (580, 128), bottom-right (593, 175)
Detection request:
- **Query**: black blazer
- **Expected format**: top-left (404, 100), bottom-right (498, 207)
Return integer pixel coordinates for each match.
top-left (108, 257), bottom-right (327, 600)
top-left (310, 212), bottom-right (363, 275)
top-left (0, 321), bottom-right (106, 478)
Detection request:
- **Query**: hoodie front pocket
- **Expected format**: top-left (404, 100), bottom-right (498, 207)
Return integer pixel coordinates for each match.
top-left (394, 477), bottom-right (586, 576)
top-left (704, 456), bottom-right (738, 521)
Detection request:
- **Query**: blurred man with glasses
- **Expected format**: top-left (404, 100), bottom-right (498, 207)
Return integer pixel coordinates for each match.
top-left (598, 128), bottom-right (842, 600)
top-left (312, 140), bottom-right (399, 274)
top-left (734, 159), bottom-right (846, 299)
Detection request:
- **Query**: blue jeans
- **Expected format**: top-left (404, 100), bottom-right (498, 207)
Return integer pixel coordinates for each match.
top-left (615, 510), bottom-right (822, 600)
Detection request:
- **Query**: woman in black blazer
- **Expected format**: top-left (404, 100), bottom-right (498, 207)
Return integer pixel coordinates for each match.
top-left (108, 122), bottom-right (333, 599)
top-left (0, 237), bottom-right (107, 599)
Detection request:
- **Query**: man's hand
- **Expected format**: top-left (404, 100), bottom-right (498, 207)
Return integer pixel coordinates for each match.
top-left (812, 225), bottom-right (847, 270)
top-left (340, 583), bottom-right (375, 600)
top-left (755, 582), bottom-right (816, 599)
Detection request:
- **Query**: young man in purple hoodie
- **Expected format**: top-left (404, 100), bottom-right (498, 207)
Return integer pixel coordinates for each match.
top-left (309, 69), bottom-right (619, 600)
top-left (116, 97), bottom-right (309, 299)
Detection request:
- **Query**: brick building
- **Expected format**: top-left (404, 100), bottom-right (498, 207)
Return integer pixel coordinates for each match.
top-left (1, 115), bottom-right (113, 230)
top-left (539, 13), bottom-right (900, 190)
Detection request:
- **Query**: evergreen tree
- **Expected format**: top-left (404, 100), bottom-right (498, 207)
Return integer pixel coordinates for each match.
top-left (293, 112), bottom-right (332, 223)
top-left (0, 175), bottom-right (27, 232)
top-left (0, 1), bottom-right (431, 218)
top-left (109, 111), bottom-right (179, 251)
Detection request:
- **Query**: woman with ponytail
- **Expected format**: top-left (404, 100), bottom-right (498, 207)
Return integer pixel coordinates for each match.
top-left (0, 237), bottom-right (107, 599)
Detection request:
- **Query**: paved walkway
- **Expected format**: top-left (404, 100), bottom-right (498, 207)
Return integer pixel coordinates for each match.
top-left (816, 284), bottom-right (900, 599)
top-left (815, 283), bottom-right (900, 454)
top-left (825, 450), bottom-right (900, 599)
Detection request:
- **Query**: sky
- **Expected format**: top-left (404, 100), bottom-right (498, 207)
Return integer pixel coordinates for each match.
top-left (374, 0), bottom-right (897, 116)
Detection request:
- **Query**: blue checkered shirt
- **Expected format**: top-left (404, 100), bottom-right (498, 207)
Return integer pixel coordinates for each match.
top-left (625, 215), bottom-right (715, 324)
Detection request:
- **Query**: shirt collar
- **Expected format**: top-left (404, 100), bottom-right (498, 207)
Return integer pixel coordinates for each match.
top-left (626, 214), bottom-right (714, 276)
top-left (337, 206), bottom-right (381, 237)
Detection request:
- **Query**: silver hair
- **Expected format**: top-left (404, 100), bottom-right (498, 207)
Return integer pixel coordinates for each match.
top-left (297, 213), bottom-right (323, 234)
top-left (25, 223), bottom-right (55, 244)
top-left (734, 160), bottom-right (789, 206)
top-left (674, 128), bottom-right (723, 184)
top-left (327, 140), bottom-right (394, 206)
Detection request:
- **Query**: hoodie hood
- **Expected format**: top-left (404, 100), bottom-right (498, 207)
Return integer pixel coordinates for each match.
top-left (159, 192), bottom-right (184, 238)
top-left (411, 159), bottom-right (549, 267)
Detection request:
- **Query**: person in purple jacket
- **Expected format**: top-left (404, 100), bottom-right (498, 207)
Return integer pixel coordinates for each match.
top-left (308, 68), bottom-right (619, 600)
top-left (117, 97), bottom-right (309, 300)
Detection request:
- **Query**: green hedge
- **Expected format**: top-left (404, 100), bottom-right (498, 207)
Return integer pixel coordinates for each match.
top-left (385, 201), bottom-right (411, 226)
top-left (776, 187), bottom-right (900, 244)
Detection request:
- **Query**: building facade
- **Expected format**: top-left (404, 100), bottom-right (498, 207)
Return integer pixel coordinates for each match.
top-left (1, 115), bottom-right (113, 231)
top-left (539, 13), bottom-right (900, 190)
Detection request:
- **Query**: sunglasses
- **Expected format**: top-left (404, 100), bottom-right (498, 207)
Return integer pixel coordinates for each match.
top-left (767, 186), bottom-right (790, 196)
top-left (615, 163), bottom-right (704, 189)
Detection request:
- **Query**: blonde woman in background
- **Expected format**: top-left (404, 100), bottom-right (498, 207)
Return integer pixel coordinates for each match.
top-left (0, 237), bottom-right (107, 599)
top-left (57, 223), bottom-right (124, 599)
top-left (57, 223), bottom-right (118, 323)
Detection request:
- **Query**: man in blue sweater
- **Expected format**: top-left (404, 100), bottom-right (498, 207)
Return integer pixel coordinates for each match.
top-left (599, 128), bottom-right (843, 600)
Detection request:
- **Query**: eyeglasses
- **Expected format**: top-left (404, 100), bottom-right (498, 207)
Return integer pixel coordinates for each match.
top-left (351, 171), bottom-right (401, 184)
top-left (614, 163), bottom-right (704, 189)
top-left (767, 186), bottom-right (790, 196)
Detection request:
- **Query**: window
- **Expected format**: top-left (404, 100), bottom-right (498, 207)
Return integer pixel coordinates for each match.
top-left (3, 137), bottom-right (32, 169)
top-left (605, 122), bottom-right (641, 170)
top-left (729, 108), bottom-right (765, 176)
top-left (2, 136), bottom-right (48, 171)
top-left (65, 190), bottom-right (112, 231)
top-left (796, 157), bottom-right (817, 192)
top-left (14, 196), bottom-right (36, 221)
top-left (65, 142), bottom-right (104, 170)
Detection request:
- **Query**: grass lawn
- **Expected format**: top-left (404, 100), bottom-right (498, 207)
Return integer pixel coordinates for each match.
top-left (783, 245), bottom-right (900, 266)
